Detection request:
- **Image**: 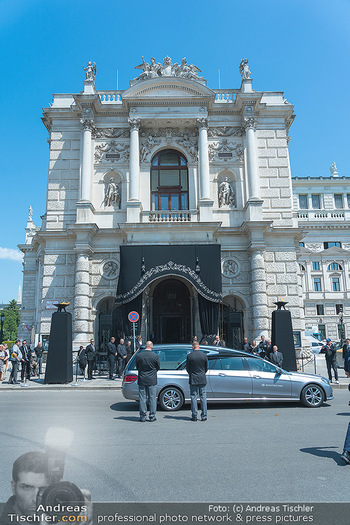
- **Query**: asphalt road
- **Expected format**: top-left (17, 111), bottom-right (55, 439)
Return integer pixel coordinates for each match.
top-left (1, 389), bottom-right (350, 503)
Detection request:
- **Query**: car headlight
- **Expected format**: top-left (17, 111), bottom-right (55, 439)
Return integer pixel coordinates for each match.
top-left (320, 376), bottom-right (330, 385)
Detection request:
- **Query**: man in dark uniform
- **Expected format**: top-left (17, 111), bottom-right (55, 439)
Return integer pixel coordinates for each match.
top-left (322, 337), bottom-right (339, 384)
top-left (186, 341), bottom-right (208, 422)
top-left (257, 335), bottom-right (269, 359)
top-left (20, 340), bottom-right (31, 381)
top-left (85, 339), bottom-right (96, 380)
top-left (107, 336), bottom-right (117, 380)
top-left (34, 342), bottom-right (43, 376)
top-left (269, 345), bottom-right (283, 367)
top-left (135, 340), bottom-right (160, 422)
top-left (116, 338), bottom-right (127, 378)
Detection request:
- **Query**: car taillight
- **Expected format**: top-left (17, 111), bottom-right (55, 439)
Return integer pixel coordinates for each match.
top-left (124, 374), bottom-right (138, 383)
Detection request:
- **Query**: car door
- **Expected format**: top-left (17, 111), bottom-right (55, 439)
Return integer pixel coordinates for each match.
top-left (245, 357), bottom-right (292, 399)
top-left (208, 357), bottom-right (253, 399)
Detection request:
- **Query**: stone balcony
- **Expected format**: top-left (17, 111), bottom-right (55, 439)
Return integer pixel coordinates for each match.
top-left (142, 210), bottom-right (198, 223)
top-left (296, 210), bottom-right (349, 221)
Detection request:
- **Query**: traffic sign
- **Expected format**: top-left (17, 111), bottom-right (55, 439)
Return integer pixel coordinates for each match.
top-left (128, 311), bottom-right (139, 323)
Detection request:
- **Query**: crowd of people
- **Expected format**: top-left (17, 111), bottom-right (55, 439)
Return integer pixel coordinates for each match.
top-left (241, 335), bottom-right (284, 367)
top-left (0, 340), bottom-right (44, 383)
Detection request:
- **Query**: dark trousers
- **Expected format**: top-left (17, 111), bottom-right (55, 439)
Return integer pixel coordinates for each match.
top-left (343, 423), bottom-right (350, 452)
top-left (326, 359), bottom-right (338, 381)
top-left (21, 360), bottom-right (31, 380)
top-left (87, 360), bottom-right (94, 379)
top-left (37, 357), bottom-right (43, 375)
top-left (117, 357), bottom-right (125, 377)
top-left (108, 354), bottom-right (115, 379)
top-left (9, 361), bottom-right (19, 383)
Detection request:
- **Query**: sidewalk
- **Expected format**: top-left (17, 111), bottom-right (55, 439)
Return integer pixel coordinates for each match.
top-left (0, 354), bottom-right (348, 390)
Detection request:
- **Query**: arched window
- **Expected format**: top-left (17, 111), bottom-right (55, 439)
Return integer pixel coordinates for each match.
top-left (151, 149), bottom-right (188, 211)
top-left (328, 262), bottom-right (342, 271)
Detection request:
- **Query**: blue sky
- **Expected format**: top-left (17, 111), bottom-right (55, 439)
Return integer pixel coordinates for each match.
top-left (0, 0), bottom-right (349, 303)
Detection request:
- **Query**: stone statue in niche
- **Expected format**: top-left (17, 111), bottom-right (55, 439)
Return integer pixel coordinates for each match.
top-left (104, 177), bottom-right (121, 208)
top-left (239, 58), bottom-right (251, 80)
top-left (218, 177), bottom-right (235, 207)
top-left (83, 61), bottom-right (96, 81)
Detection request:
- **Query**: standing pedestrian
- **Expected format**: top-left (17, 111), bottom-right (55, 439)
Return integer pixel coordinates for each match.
top-left (78, 345), bottom-right (87, 376)
top-left (126, 340), bottom-right (133, 363)
top-left (322, 338), bottom-right (339, 384)
top-left (269, 345), bottom-right (284, 367)
top-left (34, 341), bottom-right (43, 376)
top-left (86, 339), bottom-right (96, 380)
top-left (257, 335), bottom-right (268, 359)
top-left (107, 337), bottom-right (117, 380)
top-left (116, 338), bottom-right (127, 378)
top-left (213, 335), bottom-right (224, 347)
top-left (135, 341), bottom-right (160, 422)
top-left (0, 344), bottom-right (7, 381)
top-left (242, 337), bottom-right (250, 353)
top-left (186, 341), bottom-right (208, 422)
top-left (9, 340), bottom-right (22, 384)
top-left (20, 340), bottom-right (31, 381)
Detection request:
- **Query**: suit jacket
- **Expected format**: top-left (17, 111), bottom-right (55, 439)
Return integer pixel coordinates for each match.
top-left (343, 343), bottom-right (350, 359)
top-left (20, 345), bottom-right (30, 362)
top-left (117, 343), bottom-right (127, 358)
top-left (269, 351), bottom-right (283, 367)
top-left (135, 350), bottom-right (160, 386)
top-left (186, 350), bottom-right (208, 385)
top-left (107, 341), bottom-right (117, 356)
top-left (86, 344), bottom-right (96, 361)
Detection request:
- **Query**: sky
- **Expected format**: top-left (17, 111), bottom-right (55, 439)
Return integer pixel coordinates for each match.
top-left (0, 0), bottom-right (349, 304)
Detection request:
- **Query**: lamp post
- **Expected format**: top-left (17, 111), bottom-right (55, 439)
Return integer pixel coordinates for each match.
top-left (0, 311), bottom-right (4, 344)
top-left (338, 311), bottom-right (345, 348)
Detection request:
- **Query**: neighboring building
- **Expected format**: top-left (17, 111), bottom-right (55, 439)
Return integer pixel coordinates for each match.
top-left (293, 169), bottom-right (350, 342)
top-left (19, 56), bottom-right (305, 349)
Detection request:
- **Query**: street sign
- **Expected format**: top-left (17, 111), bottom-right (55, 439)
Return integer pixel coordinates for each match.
top-left (128, 311), bottom-right (139, 323)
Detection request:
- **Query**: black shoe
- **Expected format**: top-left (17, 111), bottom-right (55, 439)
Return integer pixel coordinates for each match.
top-left (149, 417), bottom-right (157, 422)
top-left (191, 416), bottom-right (197, 421)
top-left (201, 417), bottom-right (207, 421)
top-left (13, 381), bottom-right (20, 385)
top-left (139, 418), bottom-right (146, 422)
top-left (341, 451), bottom-right (350, 464)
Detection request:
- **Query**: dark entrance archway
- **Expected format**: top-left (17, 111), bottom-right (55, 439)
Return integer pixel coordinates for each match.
top-left (152, 279), bottom-right (191, 343)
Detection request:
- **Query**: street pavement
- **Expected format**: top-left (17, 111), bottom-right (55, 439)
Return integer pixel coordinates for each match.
top-left (0, 353), bottom-right (348, 390)
top-left (1, 388), bottom-right (350, 504)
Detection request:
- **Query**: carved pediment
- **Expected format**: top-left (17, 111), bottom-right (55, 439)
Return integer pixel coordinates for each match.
top-left (123, 78), bottom-right (215, 101)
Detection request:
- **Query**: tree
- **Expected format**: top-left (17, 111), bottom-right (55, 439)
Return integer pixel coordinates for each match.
top-left (3, 299), bottom-right (21, 341)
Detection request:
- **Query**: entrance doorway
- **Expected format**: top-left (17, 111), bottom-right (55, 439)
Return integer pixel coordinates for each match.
top-left (152, 279), bottom-right (191, 343)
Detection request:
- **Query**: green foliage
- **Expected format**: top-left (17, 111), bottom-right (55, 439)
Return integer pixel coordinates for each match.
top-left (2, 300), bottom-right (21, 342)
top-left (2, 340), bottom-right (15, 348)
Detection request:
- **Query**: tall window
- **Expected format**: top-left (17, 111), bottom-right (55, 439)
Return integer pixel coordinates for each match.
top-left (299, 195), bottom-right (308, 209)
top-left (312, 262), bottom-right (320, 271)
top-left (328, 262), bottom-right (342, 271)
top-left (151, 150), bottom-right (188, 211)
top-left (316, 304), bottom-right (324, 315)
top-left (313, 278), bottom-right (322, 291)
top-left (318, 324), bottom-right (326, 339)
top-left (334, 194), bottom-right (343, 209)
top-left (332, 277), bottom-right (340, 291)
top-left (311, 194), bottom-right (321, 209)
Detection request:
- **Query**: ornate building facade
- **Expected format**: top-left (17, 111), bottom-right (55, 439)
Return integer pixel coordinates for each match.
top-left (19, 57), bottom-right (305, 349)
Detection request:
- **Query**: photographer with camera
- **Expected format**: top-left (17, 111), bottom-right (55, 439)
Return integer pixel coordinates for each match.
top-left (321, 337), bottom-right (339, 384)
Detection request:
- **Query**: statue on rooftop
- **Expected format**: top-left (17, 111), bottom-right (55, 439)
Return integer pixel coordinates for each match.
top-left (330, 162), bottom-right (339, 177)
top-left (239, 58), bottom-right (251, 80)
top-left (83, 61), bottom-right (97, 81)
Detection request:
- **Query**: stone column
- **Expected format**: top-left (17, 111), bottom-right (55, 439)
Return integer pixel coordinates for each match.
top-left (197, 118), bottom-right (210, 200)
top-left (128, 118), bottom-right (141, 201)
top-left (73, 252), bottom-right (91, 346)
top-left (80, 107), bottom-right (94, 202)
top-left (243, 116), bottom-right (260, 200)
top-left (250, 248), bottom-right (269, 338)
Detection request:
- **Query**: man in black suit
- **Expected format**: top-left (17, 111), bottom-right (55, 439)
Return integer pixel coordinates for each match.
top-left (20, 340), bottom-right (31, 381)
top-left (269, 345), bottom-right (283, 367)
top-left (107, 337), bottom-right (117, 380)
top-left (186, 341), bottom-right (208, 421)
top-left (135, 340), bottom-right (160, 422)
top-left (116, 338), bottom-right (127, 378)
top-left (86, 339), bottom-right (96, 380)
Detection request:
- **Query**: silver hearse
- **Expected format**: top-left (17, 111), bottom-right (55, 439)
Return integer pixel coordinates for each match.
top-left (122, 345), bottom-right (333, 410)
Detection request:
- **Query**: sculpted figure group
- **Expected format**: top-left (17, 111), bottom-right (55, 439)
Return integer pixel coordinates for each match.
top-left (134, 56), bottom-right (203, 82)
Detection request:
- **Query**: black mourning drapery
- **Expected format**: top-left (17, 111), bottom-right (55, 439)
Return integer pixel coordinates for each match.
top-left (116, 245), bottom-right (222, 337)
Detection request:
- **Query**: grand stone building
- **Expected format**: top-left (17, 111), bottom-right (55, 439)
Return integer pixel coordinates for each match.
top-left (19, 57), bottom-right (306, 349)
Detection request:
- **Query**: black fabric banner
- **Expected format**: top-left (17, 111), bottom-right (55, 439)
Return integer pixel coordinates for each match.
top-left (116, 245), bottom-right (222, 304)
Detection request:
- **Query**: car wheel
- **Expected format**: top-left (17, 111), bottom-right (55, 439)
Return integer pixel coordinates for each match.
top-left (159, 386), bottom-right (184, 411)
top-left (301, 384), bottom-right (325, 408)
